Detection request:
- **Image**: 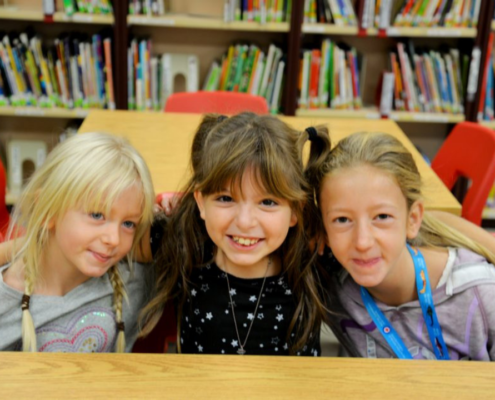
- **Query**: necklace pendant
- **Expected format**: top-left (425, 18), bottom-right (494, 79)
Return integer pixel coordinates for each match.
top-left (237, 348), bottom-right (246, 355)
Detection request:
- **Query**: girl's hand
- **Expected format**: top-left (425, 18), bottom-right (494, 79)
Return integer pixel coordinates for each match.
top-left (155, 192), bottom-right (183, 216)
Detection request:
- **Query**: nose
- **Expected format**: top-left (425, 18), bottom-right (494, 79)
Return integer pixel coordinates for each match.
top-left (354, 221), bottom-right (374, 252)
top-left (235, 203), bottom-right (257, 231)
top-left (101, 223), bottom-right (120, 247)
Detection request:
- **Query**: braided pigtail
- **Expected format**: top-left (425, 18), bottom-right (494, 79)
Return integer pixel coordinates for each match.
top-left (108, 265), bottom-right (128, 353)
top-left (21, 278), bottom-right (37, 352)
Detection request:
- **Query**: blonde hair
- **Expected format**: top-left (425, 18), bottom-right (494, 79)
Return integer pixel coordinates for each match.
top-left (306, 131), bottom-right (495, 265)
top-left (10, 132), bottom-right (155, 352)
top-left (140, 113), bottom-right (331, 353)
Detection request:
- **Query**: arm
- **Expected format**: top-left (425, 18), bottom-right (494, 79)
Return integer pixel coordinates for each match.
top-left (429, 211), bottom-right (495, 254)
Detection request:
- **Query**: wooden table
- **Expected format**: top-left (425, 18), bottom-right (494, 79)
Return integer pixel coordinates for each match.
top-left (79, 110), bottom-right (461, 215)
top-left (0, 352), bottom-right (494, 399)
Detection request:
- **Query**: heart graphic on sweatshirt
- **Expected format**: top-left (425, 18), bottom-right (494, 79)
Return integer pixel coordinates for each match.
top-left (36, 307), bottom-right (117, 352)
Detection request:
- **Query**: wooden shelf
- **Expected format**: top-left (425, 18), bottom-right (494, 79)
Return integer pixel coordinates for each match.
top-left (389, 111), bottom-right (464, 123)
top-left (52, 12), bottom-right (114, 25)
top-left (302, 23), bottom-right (358, 35)
top-left (128, 15), bottom-right (289, 32)
top-left (0, 107), bottom-right (89, 118)
top-left (480, 121), bottom-right (495, 129)
top-left (0, 7), bottom-right (43, 21)
top-left (296, 108), bottom-right (381, 119)
top-left (296, 108), bottom-right (464, 123)
top-left (483, 207), bottom-right (495, 220)
top-left (0, 8), bottom-right (113, 24)
top-left (367, 27), bottom-right (477, 38)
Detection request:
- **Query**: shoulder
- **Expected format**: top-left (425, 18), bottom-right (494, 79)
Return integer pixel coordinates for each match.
top-left (442, 248), bottom-right (495, 295)
top-left (1, 263), bottom-right (25, 293)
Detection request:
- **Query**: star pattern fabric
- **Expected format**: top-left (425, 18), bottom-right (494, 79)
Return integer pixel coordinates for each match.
top-left (179, 263), bottom-right (320, 356)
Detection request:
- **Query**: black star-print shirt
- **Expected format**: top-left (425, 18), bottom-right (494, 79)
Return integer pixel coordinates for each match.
top-left (150, 221), bottom-right (320, 356)
top-left (179, 263), bottom-right (320, 356)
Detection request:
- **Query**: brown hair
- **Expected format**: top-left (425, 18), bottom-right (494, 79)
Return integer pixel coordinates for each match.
top-left (140, 113), bottom-right (331, 353)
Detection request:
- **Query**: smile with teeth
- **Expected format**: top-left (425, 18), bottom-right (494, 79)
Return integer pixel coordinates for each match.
top-left (231, 236), bottom-right (261, 246)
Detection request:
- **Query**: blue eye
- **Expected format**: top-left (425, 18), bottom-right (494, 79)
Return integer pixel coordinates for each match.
top-left (90, 212), bottom-right (104, 220)
top-left (123, 221), bottom-right (136, 229)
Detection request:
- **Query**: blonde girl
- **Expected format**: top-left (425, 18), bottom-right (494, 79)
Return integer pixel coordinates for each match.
top-left (306, 131), bottom-right (495, 360)
top-left (140, 113), bottom-right (331, 355)
top-left (0, 133), bottom-right (154, 353)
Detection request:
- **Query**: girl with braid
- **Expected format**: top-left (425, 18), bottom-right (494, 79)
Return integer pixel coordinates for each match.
top-left (0, 132), bottom-right (154, 352)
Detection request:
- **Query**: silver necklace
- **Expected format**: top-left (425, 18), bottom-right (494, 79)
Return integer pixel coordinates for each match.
top-left (224, 258), bottom-right (271, 355)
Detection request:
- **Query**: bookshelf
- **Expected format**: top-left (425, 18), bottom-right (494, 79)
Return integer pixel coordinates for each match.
top-left (128, 14), bottom-right (289, 32)
top-left (1, 0), bottom-right (495, 202)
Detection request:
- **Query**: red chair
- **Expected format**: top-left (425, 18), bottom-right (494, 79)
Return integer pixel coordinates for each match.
top-left (431, 122), bottom-right (495, 226)
top-left (0, 159), bottom-right (10, 240)
top-left (132, 300), bottom-right (177, 353)
top-left (164, 91), bottom-right (269, 114)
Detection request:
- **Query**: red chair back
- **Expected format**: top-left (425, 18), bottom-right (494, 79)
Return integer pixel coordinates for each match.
top-left (164, 91), bottom-right (269, 114)
top-left (132, 300), bottom-right (177, 353)
top-left (431, 122), bottom-right (495, 225)
top-left (0, 159), bottom-right (10, 239)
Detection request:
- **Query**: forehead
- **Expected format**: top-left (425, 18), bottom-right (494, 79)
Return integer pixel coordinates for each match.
top-left (82, 183), bottom-right (144, 213)
top-left (320, 165), bottom-right (405, 208)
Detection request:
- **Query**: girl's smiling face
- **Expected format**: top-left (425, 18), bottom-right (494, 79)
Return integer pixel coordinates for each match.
top-left (320, 164), bottom-right (423, 298)
top-left (45, 184), bottom-right (143, 290)
top-left (194, 166), bottom-right (297, 278)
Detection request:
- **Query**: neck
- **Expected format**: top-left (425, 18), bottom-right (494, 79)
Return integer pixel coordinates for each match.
top-left (366, 246), bottom-right (417, 307)
top-left (36, 237), bottom-right (90, 296)
top-left (366, 246), bottom-right (449, 307)
top-left (215, 251), bottom-right (280, 279)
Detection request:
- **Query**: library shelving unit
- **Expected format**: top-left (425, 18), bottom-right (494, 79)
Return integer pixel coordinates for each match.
top-left (0, 0), bottom-right (118, 204)
top-left (2, 0), bottom-right (495, 204)
top-left (290, 0), bottom-right (495, 163)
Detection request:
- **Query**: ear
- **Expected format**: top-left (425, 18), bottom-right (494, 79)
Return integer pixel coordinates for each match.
top-left (406, 200), bottom-right (424, 240)
top-left (193, 191), bottom-right (206, 220)
top-left (289, 210), bottom-right (298, 227)
top-left (47, 218), bottom-right (56, 230)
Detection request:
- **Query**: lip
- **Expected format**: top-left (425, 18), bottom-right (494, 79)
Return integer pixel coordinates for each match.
top-left (352, 257), bottom-right (381, 268)
top-left (90, 250), bottom-right (113, 263)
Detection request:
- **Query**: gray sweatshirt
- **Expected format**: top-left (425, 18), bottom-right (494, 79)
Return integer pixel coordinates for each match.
top-left (337, 248), bottom-right (495, 360)
top-left (0, 262), bottom-right (151, 352)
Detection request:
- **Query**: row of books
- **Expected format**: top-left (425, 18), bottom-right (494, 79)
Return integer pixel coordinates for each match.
top-left (203, 43), bottom-right (286, 113)
top-left (478, 33), bottom-right (494, 121)
top-left (224, 0), bottom-right (293, 23)
top-left (0, 33), bottom-right (115, 110)
top-left (298, 39), bottom-right (362, 109)
top-left (304, 0), bottom-right (357, 26)
top-left (128, 38), bottom-right (200, 111)
top-left (128, 0), bottom-right (165, 16)
top-left (383, 43), bottom-right (466, 114)
top-left (61, 0), bottom-right (113, 15)
top-left (363, 0), bottom-right (481, 29)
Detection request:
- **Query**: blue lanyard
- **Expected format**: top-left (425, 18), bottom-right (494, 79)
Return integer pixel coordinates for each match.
top-left (360, 245), bottom-right (450, 360)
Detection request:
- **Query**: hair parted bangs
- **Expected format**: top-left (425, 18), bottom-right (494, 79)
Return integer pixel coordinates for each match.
top-left (323, 132), bottom-right (422, 210)
top-left (195, 114), bottom-right (308, 205)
